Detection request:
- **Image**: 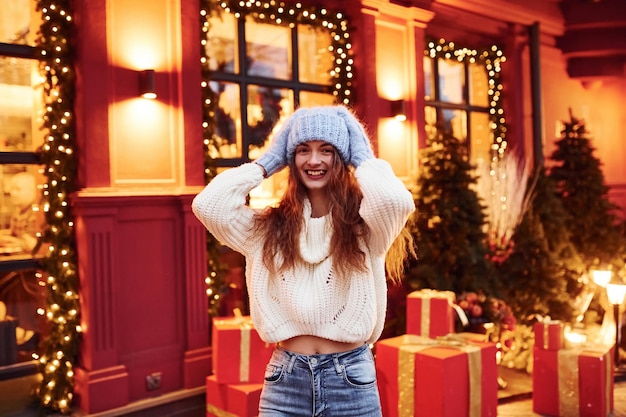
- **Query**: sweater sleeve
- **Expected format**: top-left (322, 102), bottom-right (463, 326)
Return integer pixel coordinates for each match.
top-left (355, 158), bottom-right (415, 256)
top-left (191, 163), bottom-right (265, 255)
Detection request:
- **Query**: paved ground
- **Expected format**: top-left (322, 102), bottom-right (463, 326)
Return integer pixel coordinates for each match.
top-left (496, 367), bottom-right (626, 416)
top-left (498, 385), bottom-right (626, 416)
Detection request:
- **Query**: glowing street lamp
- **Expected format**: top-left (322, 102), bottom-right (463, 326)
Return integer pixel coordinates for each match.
top-left (593, 269), bottom-right (613, 288)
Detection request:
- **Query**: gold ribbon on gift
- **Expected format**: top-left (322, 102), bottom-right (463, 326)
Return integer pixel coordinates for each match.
top-left (234, 308), bottom-right (253, 382)
top-left (206, 403), bottom-right (237, 417)
top-left (214, 308), bottom-right (254, 382)
top-left (604, 348), bottom-right (612, 414)
top-left (397, 334), bottom-right (482, 417)
top-left (420, 301), bottom-right (430, 336)
top-left (412, 290), bottom-right (457, 335)
top-left (398, 335), bottom-right (433, 417)
top-left (557, 346), bottom-right (612, 417)
top-left (557, 349), bottom-right (579, 417)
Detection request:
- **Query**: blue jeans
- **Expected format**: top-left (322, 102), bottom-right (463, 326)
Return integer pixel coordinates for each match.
top-left (258, 344), bottom-right (382, 417)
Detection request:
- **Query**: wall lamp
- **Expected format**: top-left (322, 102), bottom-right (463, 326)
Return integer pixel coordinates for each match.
top-left (139, 69), bottom-right (157, 99)
top-left (390, 99), bottom-right (406, 122)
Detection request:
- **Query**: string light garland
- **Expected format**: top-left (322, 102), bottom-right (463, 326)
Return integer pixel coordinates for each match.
top-left (198, 0), bottom-right (354, 315)
top-left (426, 38), bottom-right (508, 163)
top-left (426, 38), bottom-right (513, 261)
top-left (34, 0), bottom-right (79, 413)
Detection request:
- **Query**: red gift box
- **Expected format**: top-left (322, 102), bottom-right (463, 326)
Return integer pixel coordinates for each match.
top-left (532, 345), bottom-right (614, 416)
top-left (376, 334), bottom-right (497, 417)
top-left (206, 374), bottom-right (264, 417)
top-left (406, 290), bottom-right (456, 338)
top-left (212, 315), bottom-right (275, 384)
top-left (206, 375), bottom-right (229, 417)
top-left (534, 320), bottom-right (565, 350)
top-left (226, 382), bottom-right (263, 416)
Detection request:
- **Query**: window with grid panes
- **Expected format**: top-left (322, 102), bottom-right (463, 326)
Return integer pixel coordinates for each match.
top-left (423, 46), bottom-right (493, 168)
top-left (204, 7), bottom-right (340, 205)
top-left (205, 11), bottom-right (337, 165)
top-left (0, 0), bottom-right (47, 376)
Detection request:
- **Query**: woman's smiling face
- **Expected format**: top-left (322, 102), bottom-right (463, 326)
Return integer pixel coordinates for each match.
top-left (294, 140), bottom-right (337, 192)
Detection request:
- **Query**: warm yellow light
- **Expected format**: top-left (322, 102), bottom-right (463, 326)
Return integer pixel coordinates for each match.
top-left (607, 281), bottom-right (626, 306)
top-left (593, 269), bottom-right (612, 287)
top-left (564, 329), bottom-right (587, 345)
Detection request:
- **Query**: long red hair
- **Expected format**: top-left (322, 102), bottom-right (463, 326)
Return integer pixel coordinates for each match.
top-left (254, 150), bottom-right (369, 278)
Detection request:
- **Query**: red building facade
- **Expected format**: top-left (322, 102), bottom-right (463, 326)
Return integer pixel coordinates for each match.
top-left (1, 0), bottom-right (625, 415)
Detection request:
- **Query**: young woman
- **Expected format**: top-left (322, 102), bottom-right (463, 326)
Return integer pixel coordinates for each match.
top-left (192, 105), bottom-right (415, 416)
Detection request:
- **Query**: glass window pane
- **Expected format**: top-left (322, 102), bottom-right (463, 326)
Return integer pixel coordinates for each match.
top-left (469, 112), bottom-right (492, 166)
top-left (0, 57), bottom-right (43, 152)
top-left (424, 105), bottom-right (437, 126)
top-left (445, 109), bottom-right (467, 141)
top-left (249, 101), bottom-right (296, 209)
top-left (245, 17), bottom-right (291, 80)
top-left (423, 56), bottom-right (434, 101)
top-left (437, 59), bottom-right (464, 105)
top-left (299, 91), bottom-right (334, 107)
top-left (248, 167), bottom-right (288, 209)
top-left (247, 86), bottom-right (292, 151)
top-left (0, 0), bottom-right (35, 45)
top-left (0, 267), bottom-right (46, 364)
top-left (425, 106), bottom-right (466, 141)
top-left (424, 105), bottom-right (438, 138)
top-left (210, 81), bottom-right (242, 158)
top-left (469, 62), bottom-right (489, 107)
top-left (207, 12), bottom-right (238, 73)
top-left (297, 25), bottom-right (332, 84)
top-left (0, 165), bottom-right (44, 259)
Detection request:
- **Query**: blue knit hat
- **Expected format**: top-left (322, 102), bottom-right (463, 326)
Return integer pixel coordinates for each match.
top-left (285, 106), bottom-right (353, 163)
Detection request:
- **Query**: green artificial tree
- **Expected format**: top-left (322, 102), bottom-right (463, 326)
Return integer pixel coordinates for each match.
top-left (548, 111), bottom-right (625, 273)
top-left (498, 169), bottom-right (585, 324)
top-left (405, 128), bottom-right (497, 295)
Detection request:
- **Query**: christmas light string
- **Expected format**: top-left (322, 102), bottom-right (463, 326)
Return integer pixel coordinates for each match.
top-left (199, 0), bottom-right (354, 315)
top-left (35, 0), bottom-right (79, 413)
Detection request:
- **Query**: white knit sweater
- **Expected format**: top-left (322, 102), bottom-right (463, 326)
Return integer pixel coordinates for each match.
top-left (192, 159), bottom-right (415, 344)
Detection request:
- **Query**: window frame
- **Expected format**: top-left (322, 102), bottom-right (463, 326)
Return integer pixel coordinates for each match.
top-left (200, 0), bottom-right (355, 168)
top-left (424, 38), bottom-right (508, 165)
top-left (0, 41), bottom-right (44, 273)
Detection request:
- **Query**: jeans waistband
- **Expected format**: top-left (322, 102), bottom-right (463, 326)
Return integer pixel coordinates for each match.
top-left (274, 343), bottom-right (369, 374)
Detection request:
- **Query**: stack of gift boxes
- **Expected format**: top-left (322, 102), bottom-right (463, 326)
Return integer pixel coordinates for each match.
top-left (375, 290), bottom-right (499, 417)
top-left (206, 311), bottom-right (274, 417)
top-left (532, 319), bottom-right (614, 416)
top-left (206, 292), bottom-right (616, 417)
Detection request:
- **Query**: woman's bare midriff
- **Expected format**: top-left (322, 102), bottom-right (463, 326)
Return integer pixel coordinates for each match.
top-left (278, 335), bottom-right (364, 355)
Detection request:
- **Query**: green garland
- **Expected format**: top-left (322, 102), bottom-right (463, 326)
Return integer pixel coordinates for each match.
top-left (425, 38), bottom-right (507, 163)
top-left (199, 0), bottom-right (354, 316)
top-left (34, 0), bottom-right (79, 413)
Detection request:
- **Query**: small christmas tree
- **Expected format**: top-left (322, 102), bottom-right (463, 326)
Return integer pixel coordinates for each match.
top-left (406, 128), bottom-right (497, 295)
top-left (498, 169), bottom-right (584, 323)
top-left (548, 111), bottom-right (625, 272)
